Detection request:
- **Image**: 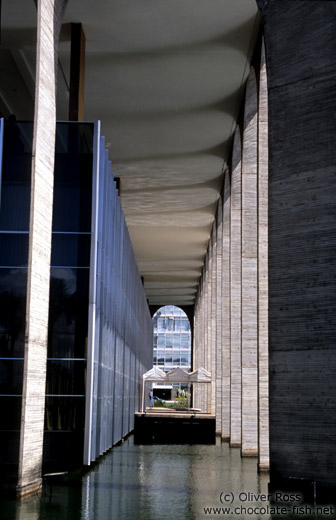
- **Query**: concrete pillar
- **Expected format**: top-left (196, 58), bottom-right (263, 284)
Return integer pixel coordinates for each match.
top-left (17, 0), bottom-right (69, 498)
top-left (241, 67), bottom-right (258, 457)
top-left (215, 198), bottom-right (223, 435)
top-left (206, 249), bottom-right (212, 412)
top-left (230, 127), bottom-right (242, 447)
top-left (210, 224), bottom-right (217, 414)
top-left (258, 1), bottom-right (336, 497)
top-left (258, 40), bottom-right (269, 472)
top-left (221, 170), bottom-right (231, 440)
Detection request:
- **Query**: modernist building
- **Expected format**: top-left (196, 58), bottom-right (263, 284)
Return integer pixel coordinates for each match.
top-left (0, 0), bottom-right (336, 503)
top-left (152, 305), bottom-right (191, 399)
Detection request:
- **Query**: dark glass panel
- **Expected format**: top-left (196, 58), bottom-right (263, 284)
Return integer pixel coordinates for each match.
top-left (55, 123), bottom-right (94, 155)
top-left (48, 268), bottom-right (89, 358)
top-left (0, 122), bottom-right (33, 231)
top-left (44, 396), bottom-right (85, 431)
top-left (53, 123), bottom-right (94, 233)
top-left (51, 234), bottom-right (91, 267)
top-left (0, 359), bottom-right (23, 394)
top-left (0, 234), bottom-right (29, 266)
top-left (173, 355), bottom-right (180, 365)
top-left (0, 396), bottom-right (22, 430)
top-left (46, 360), bottom-right (86, 395)
top-left (0, 268), bottom-right (27, 358)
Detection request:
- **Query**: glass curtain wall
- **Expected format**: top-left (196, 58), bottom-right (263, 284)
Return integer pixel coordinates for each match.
top-left (44, 122), bottom-right (94, 468)
top-left (0, 120), bottom-right (153, 471)
top-left (0, 119), bottom-right (32, 464)
top-left (153, 305), bottom-right (191, 371)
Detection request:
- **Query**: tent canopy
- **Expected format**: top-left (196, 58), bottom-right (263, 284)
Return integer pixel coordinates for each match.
top-left (143, 366), bottom-right (167, 381)
top-left (142, 366), bottom-right (211, 384)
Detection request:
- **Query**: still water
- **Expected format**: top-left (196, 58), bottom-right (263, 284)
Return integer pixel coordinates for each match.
top-left (0, 437), bottom-right (330, 520)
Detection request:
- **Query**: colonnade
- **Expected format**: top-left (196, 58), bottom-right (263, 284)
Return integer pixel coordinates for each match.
top-left (193, 42), bottom-right (269, 471)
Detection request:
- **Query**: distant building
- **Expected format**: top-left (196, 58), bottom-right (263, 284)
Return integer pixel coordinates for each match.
top-left (152, 305), bottom-right (191, 400)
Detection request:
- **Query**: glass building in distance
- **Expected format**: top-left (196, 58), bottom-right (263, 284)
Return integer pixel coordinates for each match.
top-left (152, 305), bottom-right (191, 399)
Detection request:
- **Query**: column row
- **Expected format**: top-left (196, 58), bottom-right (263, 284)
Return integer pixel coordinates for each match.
top-left (193, 42), bottom-right (269, 471)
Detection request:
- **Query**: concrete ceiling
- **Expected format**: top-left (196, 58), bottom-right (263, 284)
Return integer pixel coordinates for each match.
top-left (1, 0), bottom-right (259, 306)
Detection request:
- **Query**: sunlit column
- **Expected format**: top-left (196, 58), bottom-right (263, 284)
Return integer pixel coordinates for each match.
top-left (241, 67), bottom-right (258, 457)
top-left (17, 0), bottom-right (69, 498)
top-left (215, 198), bottom-right (223, 434)
top-left (221, 170), bottom-right (231, 440)
top-left (258, 41), bottom-right (269, 471)
top-left (230, 127), bottom-right (242, 447)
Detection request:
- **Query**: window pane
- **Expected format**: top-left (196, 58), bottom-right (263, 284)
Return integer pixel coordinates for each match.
top-left (0, 122), bottom-right (33, 231)
top-left (48, 268), bottom-right (89, 358)
top-left (46, 360), bottom-right (86, 395)
top-left (0, 359), bottom-right (24, 394)
top-left (0, 234), bottom-right (29, 266)
top-left (45, 396), bottom-right (85, 431)
top-left (0, 268), bottom-right (27, 358)
top-left (0, 396), bottom-right (22, 430)
top-left (53, 124), bottom-right (94, 233)
top-left (51, 234), bottom-right (91, 267)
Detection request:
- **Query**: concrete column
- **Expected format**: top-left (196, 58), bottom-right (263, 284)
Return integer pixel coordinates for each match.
top-left (206, 249), bottom-right (212, 412)
top-left (215, 198), bottom-right (223, 435)
top-left (17, 0), bottom-right (69, 498)
top-left (258, 1), bottom-right (336, 497)
top-left (221, 170), bottom-right (231, 440)
top-left (258, 40), bottom-right (269, 472)
top-left (241, 67), bottom-right (258, 457)
top-left (230, 127), bottom-right (242, 447)
top-left (210, 224), bottom-right (217, 414)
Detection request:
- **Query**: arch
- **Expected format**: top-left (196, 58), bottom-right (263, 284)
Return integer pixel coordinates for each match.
top-left (152, 305), bottom-right (191, 372)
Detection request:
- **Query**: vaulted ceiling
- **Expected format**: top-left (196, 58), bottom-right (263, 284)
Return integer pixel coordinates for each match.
top-left (1, 0), bottom-right (259, 306)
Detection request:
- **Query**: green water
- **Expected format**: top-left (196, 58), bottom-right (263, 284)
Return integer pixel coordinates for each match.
top-left (0, 437), bottom-right (333, 520)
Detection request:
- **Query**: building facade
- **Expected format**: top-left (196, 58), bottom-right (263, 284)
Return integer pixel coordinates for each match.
top-left (0, 0), bottom-right (336, 504)
top-left (0, 119), bottom-right (153, 496)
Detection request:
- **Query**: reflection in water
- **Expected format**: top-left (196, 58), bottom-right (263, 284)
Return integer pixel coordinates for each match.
top-left (0, 436), bottom-right (329, 520)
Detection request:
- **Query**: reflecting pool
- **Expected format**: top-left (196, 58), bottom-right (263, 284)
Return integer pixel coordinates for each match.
top-left (1, 436), bottom-right (330, 520)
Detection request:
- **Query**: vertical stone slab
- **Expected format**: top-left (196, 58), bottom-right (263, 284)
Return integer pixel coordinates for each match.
top-left (17, 0), bottom-right (69, 498)
top-left (221, 170), bottom-right (231, 440)
top-left (230, 127), bottom-right (242, 447)
top-left (241, 68), bottom-right (258, 457)
top-left (258, 40), bottom-right (269, 471)
top-left (210, 224), bottom-right (217, 414)
top-left (215, 198), bottom-right (223, 435)
top-left (258, 1), bottom-right (336, 496)
top-left (203, 250), bottom-right (212, 412)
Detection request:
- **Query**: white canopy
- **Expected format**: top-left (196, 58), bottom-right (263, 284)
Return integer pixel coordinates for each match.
top-left (166, 367), bottom-right (190, 383)
top-left (189, 367), bottom-right (211, 383)
top-left (143, 366), bottom-right (167, 381)
top-left (141, 366), bottom-right (211, 411)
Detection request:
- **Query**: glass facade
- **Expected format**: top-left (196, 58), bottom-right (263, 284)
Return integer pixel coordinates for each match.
top-left (0, 119), bottom-right (153, 471)
top-left (152, 305), bottom-right (191, 370)
top-left (0, 120), bottom-right (93, 467)
top-left (0, 121), bottom-right (32, 464)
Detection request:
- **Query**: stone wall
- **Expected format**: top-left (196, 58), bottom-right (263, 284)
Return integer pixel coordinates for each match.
top-left (259, 0), bottom-right (336, 497)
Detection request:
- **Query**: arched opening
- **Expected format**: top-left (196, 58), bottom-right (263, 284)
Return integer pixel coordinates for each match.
top-left (152, 305), bottom-right (191, 402)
